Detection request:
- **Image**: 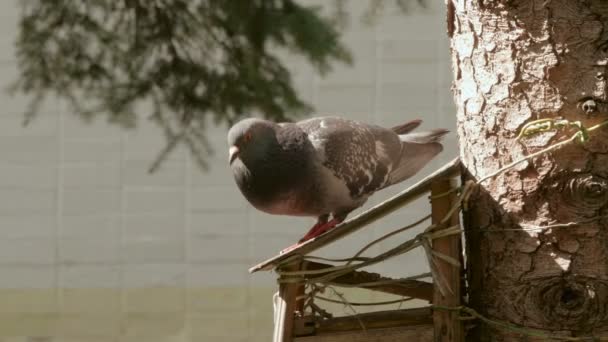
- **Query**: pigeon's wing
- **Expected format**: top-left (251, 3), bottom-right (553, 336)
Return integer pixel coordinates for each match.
top-left (297, 117), bottom-right (403, 198)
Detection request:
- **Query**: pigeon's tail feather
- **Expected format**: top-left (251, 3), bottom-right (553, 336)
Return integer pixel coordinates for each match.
top-left (386, 126), bottom-right (449, 186)
top-left (387, 142), bottom-right (443, 186)
top-left (391, 119), bottom-right (422, 135)
top-left (399, 129), bottom-right (449, 144)
top-left (386, 130), bottom-right (447, 186)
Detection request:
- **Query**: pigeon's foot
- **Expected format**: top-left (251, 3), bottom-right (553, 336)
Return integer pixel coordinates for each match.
top-left (279, 219), bottom-right (340, 255)
top-left (299, 219), bottom-right (340, 243)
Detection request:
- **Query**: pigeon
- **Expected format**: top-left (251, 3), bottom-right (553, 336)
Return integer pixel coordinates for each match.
top-left (227, 116), bottom-right (448, 249)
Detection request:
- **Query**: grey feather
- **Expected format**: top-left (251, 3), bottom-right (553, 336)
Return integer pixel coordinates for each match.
top-left (297, 117), bottom-right (402, 199)
top-left (399, 128), bottom-right (449, 144)
top-left (391, 119), bottom-right (422, 134)
top-left (387, 141), bottom-right (443, 185)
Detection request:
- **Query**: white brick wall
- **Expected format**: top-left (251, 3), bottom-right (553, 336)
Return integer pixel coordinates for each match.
top-left (0, 1), bottom-right (456, 341)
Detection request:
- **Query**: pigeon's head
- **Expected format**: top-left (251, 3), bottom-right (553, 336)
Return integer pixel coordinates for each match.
top-left (227, 118), bottom-right (278, 165)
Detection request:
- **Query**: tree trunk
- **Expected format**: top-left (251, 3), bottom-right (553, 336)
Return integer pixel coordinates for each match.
top-left (449, 0), bottom-right (608, 340)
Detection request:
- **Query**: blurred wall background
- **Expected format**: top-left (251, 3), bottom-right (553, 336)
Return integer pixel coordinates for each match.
top-left (0, 1), bottom-right (456, 341)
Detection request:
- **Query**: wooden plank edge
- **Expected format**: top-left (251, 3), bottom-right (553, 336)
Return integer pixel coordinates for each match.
top-left (249, 157), bottom-right (461, 273)
top-left (295, 306), bottom-right (433, 336)
top-left (294, 325), bottom-right (434, 342)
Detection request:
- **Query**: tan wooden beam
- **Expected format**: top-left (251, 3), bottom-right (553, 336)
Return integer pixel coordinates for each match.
top-left (294, 307), bottom-right (434, 341)
top-left (295, 325), bottom-right (433, 342)
top-left (430, 178), bottom-right (463, 341)
top-left (310, 306), bottom-right (432, 334)
top-left (273, 262), bottom-right (305, 342)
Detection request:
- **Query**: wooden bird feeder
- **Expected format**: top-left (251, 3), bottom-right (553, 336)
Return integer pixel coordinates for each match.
top-left (249, 158), bottom-right (464, 342)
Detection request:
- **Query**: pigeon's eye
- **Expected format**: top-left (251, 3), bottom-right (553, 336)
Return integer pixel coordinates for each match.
top-left (243, 132), bottom-right (253, 143)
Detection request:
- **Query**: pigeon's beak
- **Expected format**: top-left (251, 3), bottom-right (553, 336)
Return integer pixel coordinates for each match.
top-left (229, 145), bottom-right (239, 164)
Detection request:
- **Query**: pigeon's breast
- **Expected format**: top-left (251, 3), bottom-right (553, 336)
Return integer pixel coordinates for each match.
top-left (230, 154), bottom-right (321, 217)
top-left (252, 192), bottom-right (317, 216)
top-left (242, 181), bottom-right (321, 217)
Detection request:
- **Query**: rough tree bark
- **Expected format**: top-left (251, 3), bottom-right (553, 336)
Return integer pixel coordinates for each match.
top-left (449, 0), bottom-right (608, 340)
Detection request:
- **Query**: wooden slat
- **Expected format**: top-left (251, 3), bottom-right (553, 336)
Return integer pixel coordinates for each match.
top-left (302, 261), bottom-right (433, 301)
top-left (430, 178), bottom-right (463, 341)
top-left (294, 325), bottom-right (433, 342)
top-left (250, 157), bottom-right (461, 273)
top-left (303, 306), bottom-right (433, 334)
top-left (273, 262), bottom-right (305, 342)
